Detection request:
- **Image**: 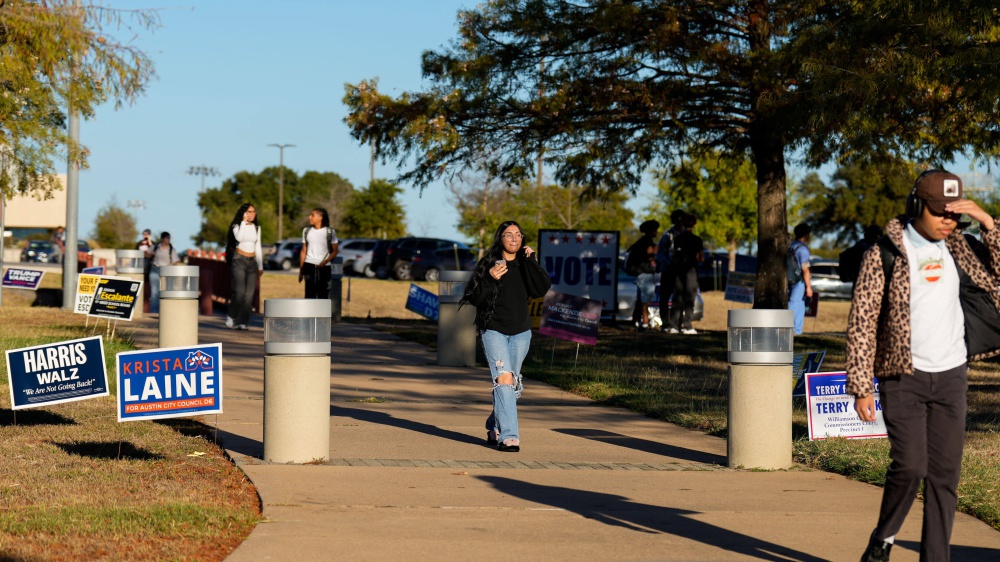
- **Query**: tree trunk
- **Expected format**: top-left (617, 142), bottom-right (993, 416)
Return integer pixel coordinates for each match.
top-left (750, 138), bottom-right (788, 309)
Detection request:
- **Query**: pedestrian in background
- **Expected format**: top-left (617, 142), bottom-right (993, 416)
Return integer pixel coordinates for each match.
top-left (656, 210), bottom-right (685, 328)
top-left (625, 219), bottom-right (660, 330)
top-left (225, 203), bottom-right (263, 330)
top-left (147, 231), bottom-right (181, 314)
top-left (787, 223), bottom-right (813, 335)
top-left (298, 207), bottom-right (339, 299)
top-left (459, 220), bottom-right (551, 453)
top-left (666, 213), bottom-right (703, 334)
top-left (850, 170), bottom-right (1000, 561)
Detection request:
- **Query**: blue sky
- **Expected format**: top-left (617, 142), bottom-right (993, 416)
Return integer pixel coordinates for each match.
top-left (80, 0), bottom-right (503, 248)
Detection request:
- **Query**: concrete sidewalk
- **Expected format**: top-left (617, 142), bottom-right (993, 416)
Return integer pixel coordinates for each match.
top-left (126, 314), bottom-right (1000, 561)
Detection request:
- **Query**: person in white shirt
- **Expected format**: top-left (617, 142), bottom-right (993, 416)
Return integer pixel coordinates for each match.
top-left (147, 231), bottom-right (181, 314)
top-left (225, 203), bottom-right (263, 330)
top-left (298, 207), bottom-right (339, 299)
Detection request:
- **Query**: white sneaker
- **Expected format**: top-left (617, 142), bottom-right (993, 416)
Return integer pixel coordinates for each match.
top-left (237, 324), bottom-right (248, 330)
top-left (666, 328), bottom-right (680, 334)
top-left (225, 316), bottom-right (234, 329)
top-left (682, 328), bottom-right (698, 335)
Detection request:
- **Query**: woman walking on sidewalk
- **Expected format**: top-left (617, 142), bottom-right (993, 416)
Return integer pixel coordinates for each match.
top-left (460, 221), bottom-right (551, 452)
top-left (225, 203), bottom-right (263, 330)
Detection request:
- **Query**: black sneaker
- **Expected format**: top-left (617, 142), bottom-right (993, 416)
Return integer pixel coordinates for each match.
top-left (860, 530), bottom-right (892, 562)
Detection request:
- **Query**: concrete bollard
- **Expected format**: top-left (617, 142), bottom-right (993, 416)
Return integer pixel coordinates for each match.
top-left (158, 266), bottom-right (199, 348)
top-left (263, 299), bottom-right (332, 464)
top-left (727, 309), bottom-right (794, 470)
top-left (437, 271), bottom-right (476, 367)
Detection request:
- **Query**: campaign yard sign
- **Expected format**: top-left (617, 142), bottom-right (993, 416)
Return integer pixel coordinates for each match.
top-left (538, 230), bottom-right (619, 315)
top-left (805, 371), bottom-right (887, 441)
top-left (117, 344), bottom-right (223, 422)
top-left (89, 276), bottom-right (142, 321)
top-left (405, 283), bottom-right (439, 321)
top-left (538, 291), bottom-right (602, 345)
top-left (791, 350), bottom-right (826, 397)
top-left (5, 336), bottom-right (109, 410)
top-left (2, 268), bottom-right (45, 290)
top-left (724, 271), bottom-right (755, 304)
top-left (82, 265), bottom-right (106, 275)
top-left (74, 273), bottom-right (102, 315)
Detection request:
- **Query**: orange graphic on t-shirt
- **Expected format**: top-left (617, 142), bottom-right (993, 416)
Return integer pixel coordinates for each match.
top-left (920, 261), bottom-right (943, 283)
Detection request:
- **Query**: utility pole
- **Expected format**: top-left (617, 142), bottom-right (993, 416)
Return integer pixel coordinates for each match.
top-left (61, 0), bottom-right (82, 311)
top-left (267, 144), bottom-right (295, 241)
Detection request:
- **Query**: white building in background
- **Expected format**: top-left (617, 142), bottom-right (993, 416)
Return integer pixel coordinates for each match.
top-left (3, 174), bottom-right (67, 239)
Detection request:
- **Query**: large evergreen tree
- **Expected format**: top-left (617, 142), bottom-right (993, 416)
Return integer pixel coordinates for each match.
top-left (344, 0), bottom-right (1000, 308)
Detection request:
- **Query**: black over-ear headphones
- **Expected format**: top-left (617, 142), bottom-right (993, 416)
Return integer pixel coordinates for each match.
top-left (905, 169), bottom-right (947, 219)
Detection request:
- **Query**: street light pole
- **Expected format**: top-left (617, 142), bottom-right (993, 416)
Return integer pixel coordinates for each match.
top-left (186, 165), bottom-right (220, 193)
top-left (267, 143), bottom-right (295, 241)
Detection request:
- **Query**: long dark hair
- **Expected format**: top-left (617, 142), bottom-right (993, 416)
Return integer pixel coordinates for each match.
top-left (459, 220), bottom-right (526, 327)
top-left (226, 203), bottom-right (257, 264)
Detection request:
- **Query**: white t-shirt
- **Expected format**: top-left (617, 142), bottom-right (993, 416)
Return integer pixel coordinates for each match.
top-left (304, 227), bottom-right (338, 265)
top-left (232, 223), bottom-right (263, 270)
top-left (902, 224), bottom-right (966, 372)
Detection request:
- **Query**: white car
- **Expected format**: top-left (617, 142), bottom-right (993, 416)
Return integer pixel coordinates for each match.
top-left (337, 238), bottom-right (379, 276)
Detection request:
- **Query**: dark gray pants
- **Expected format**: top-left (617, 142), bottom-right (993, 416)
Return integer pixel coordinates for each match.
top-left (875, 364), bottom-right (967, 562)
top-left (229, 254), bottom-right (258, 326)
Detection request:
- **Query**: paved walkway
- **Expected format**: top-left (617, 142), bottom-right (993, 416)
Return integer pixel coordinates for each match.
top-left (125, 314), bottom-right (1000, 561)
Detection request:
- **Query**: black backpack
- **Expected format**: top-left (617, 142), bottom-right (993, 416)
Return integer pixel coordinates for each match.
top-left (786, 241), bottom-right (804, 284)
top-left (838, 241), bottom-right (872, 283)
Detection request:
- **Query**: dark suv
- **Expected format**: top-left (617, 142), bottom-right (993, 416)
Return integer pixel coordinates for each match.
top-left (381, 237), bottom-right (470, 280)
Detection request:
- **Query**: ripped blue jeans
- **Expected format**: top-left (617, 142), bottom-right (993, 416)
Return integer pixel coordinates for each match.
top-left (481, 329), bottom-right (531, 442)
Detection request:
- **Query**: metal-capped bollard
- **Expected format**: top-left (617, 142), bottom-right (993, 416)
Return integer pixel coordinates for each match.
top-left (158, 266), bottom-right (199, 348)
top-left (437, 270), bottom-right (476, 366)
top-left (328, 256), bottom-right (343, 323)
top-left (263, 299), bottom-right (332, 463)
top-left (727, 309), bottom-right (794, 469)
top-left (116, 249), bottom-right (146, 318)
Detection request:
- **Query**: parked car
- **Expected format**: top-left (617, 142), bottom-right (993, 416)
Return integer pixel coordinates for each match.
top-left (337, 238), bottom-right (379, 276)
top-left (264, 239), bottom-right (303, 270)
top-left (21, 240), bottom-right (58, 263)
top-left (410, 247), bottom-right (478, 281)
top-left (20, 240), bottom-right (91, 263)
top-left (609, 255), bottom-right (704, 325)
top-left (810, 259), bottom-right (853, 299)
top-left (364, 239), bottom-right (394, 279)
top-left (384, 237), bottom-right (471, 280)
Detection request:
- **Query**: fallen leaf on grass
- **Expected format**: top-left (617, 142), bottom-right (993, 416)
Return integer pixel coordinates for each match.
top-left (187, 451), bottom-right (207, 457)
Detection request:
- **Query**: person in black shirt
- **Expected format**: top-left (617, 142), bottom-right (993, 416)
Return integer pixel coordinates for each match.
top-left (667, 213), bottom-right (704, 334)
top-left (460, 221), bottom-right (551, 452)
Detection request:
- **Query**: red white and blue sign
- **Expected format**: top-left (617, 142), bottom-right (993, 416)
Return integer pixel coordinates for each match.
top-left (804, 371), bottom-right (887, 441)
top-left (2, 268), bottom-right (45, 290)
top-left (116, 344), bottom-right (223, 422)
top-left (5, 336), bottom-right (109, 410)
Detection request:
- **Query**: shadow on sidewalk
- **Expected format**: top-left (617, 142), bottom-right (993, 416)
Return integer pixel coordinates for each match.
top-left (553, 428), bottom-right (726, 466)
top-left (333, 405), bottom-right (483, 446)
top-left (477, 476), bottom-right (827, 562)
top-left (216, 428), bottom-right (264, 459)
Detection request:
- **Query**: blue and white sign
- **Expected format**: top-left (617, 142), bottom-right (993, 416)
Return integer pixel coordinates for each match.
top-left (724, 271), bottom-right (755, 304)
top-left (116, 344), bottom-right (223, 422)
top-left (538, 230), bottom-right (619, 313)
top-left (5, 336), bottom-right (109, 410)
top-left (2, 268), bottom-right (45, 290)
top-left (804, 371), bottom-right (887, 441)
top-left (82, 265), bottom-right (106, 275)
top-left (405, 283), bottom-right (439, 321)
top-left (792, 350), bottom-right (826, 397)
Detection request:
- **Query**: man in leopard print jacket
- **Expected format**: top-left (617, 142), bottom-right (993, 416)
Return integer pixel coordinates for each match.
top-left (849, 170), bottom-right (1000, 562)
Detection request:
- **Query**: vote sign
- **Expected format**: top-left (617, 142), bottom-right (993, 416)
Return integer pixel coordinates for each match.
top-left (804, 371), bottom-right (887, 441)
top-left (538, 230), bottom-right (619, 314)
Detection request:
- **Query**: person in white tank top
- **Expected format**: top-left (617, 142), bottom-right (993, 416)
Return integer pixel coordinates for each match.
top-left (225, 203), bottom-right (263, 329)
top-left (298, 207), bottom-right (339, 299)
